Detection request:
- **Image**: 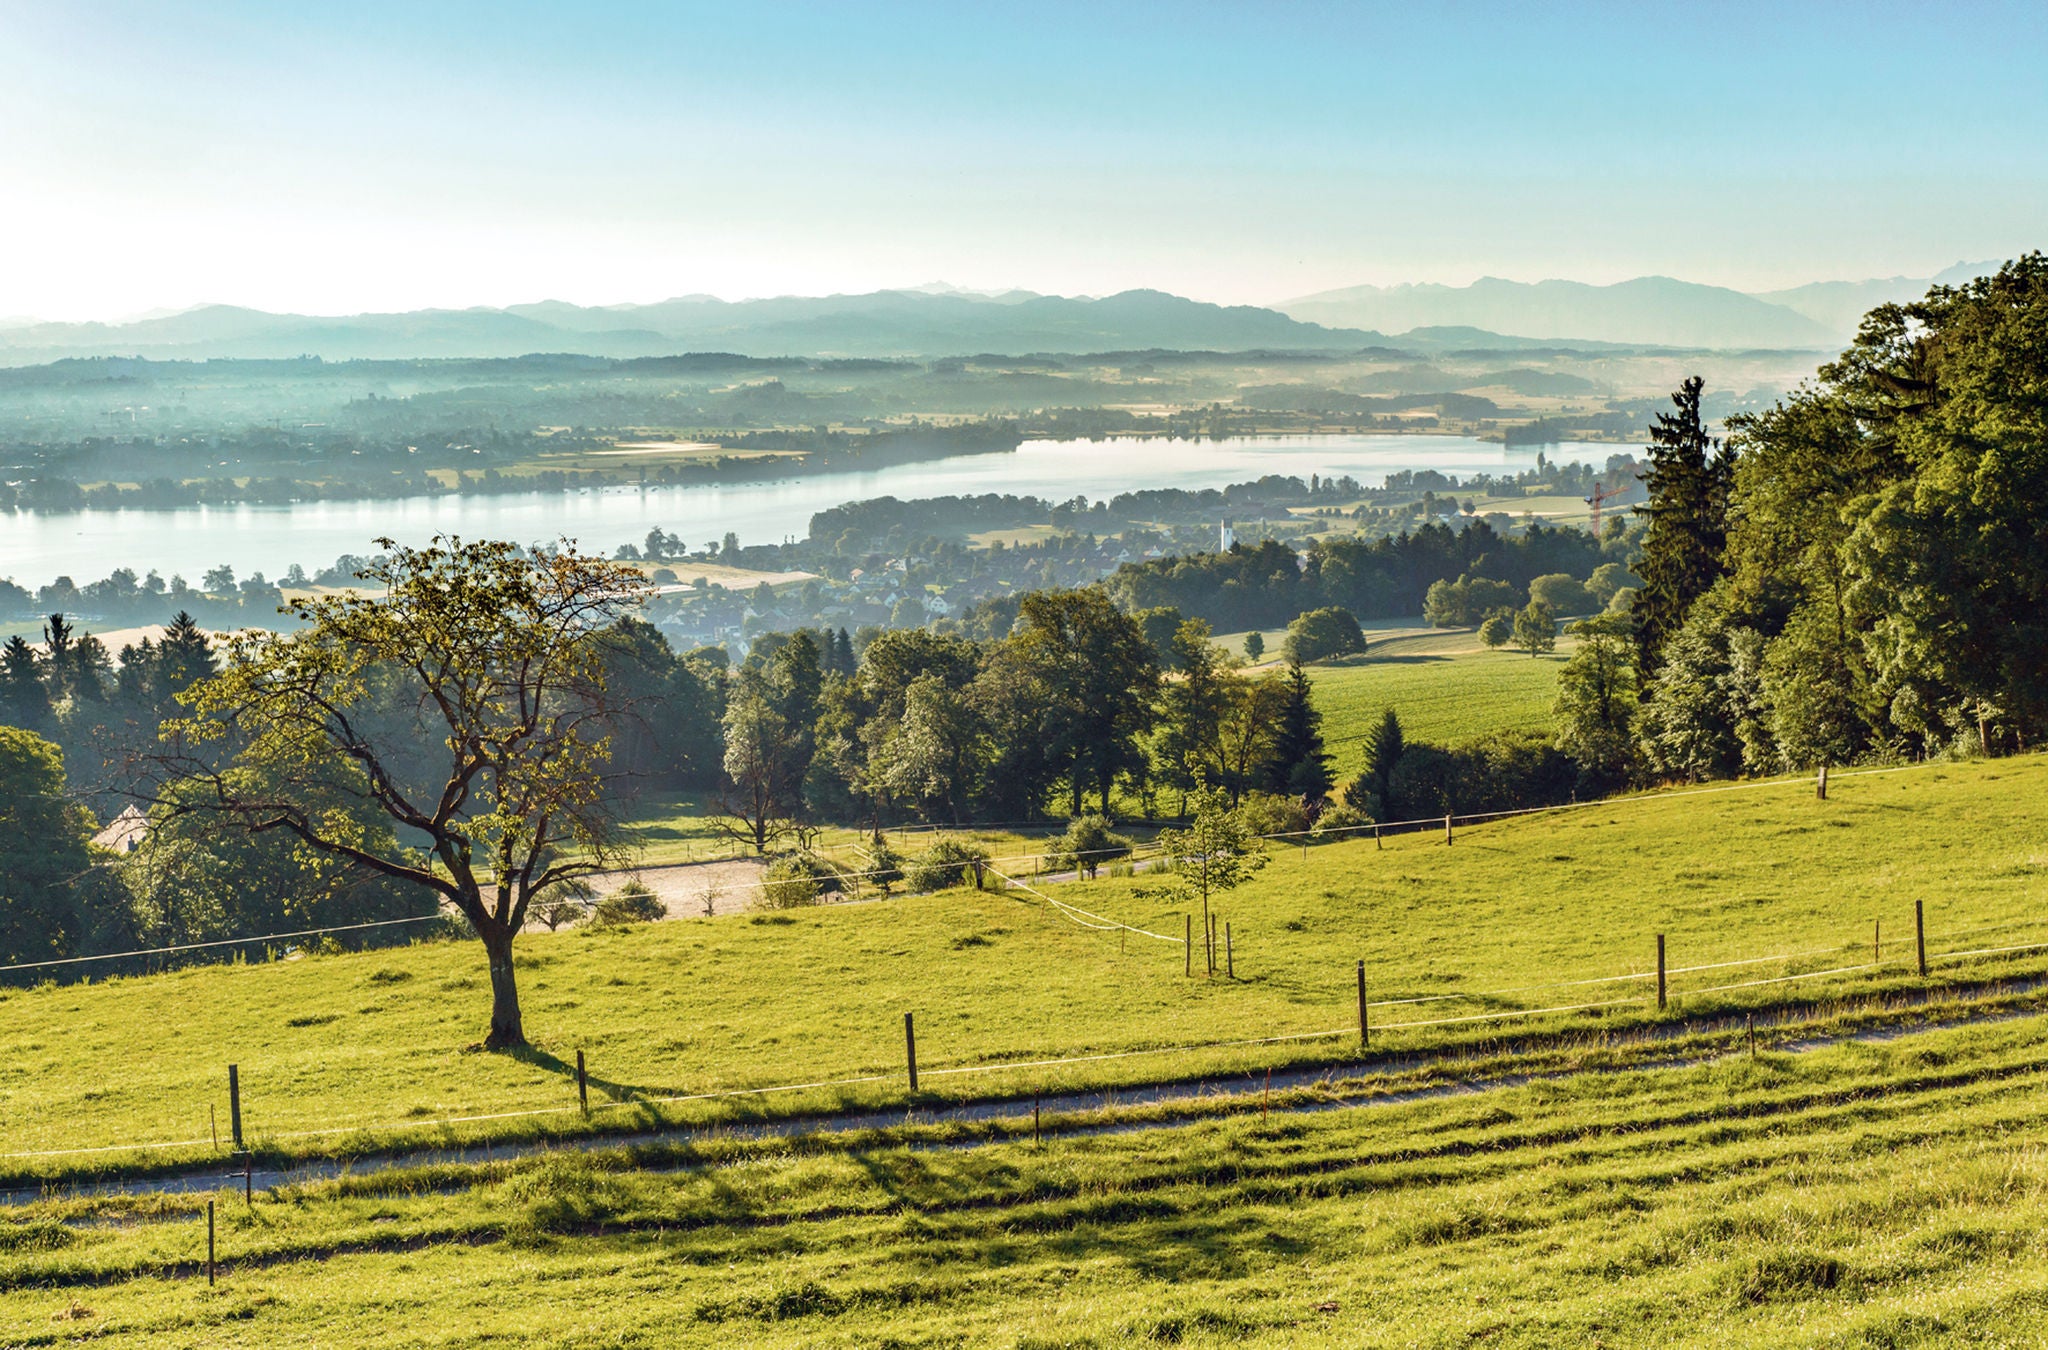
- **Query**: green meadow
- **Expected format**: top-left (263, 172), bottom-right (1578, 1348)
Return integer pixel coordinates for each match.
top-left (4, 756), bottom-right (2046, 1188)
top-left (7, 1015), bottom-right (2048, 1346)
top-left (1308, 639), bottom-right (1572, 755)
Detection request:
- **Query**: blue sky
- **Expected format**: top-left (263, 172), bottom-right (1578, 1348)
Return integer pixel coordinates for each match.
top-left (3, 0), bottom-right (2043, 318)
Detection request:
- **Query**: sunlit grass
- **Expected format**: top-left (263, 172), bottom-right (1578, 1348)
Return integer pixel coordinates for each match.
top-left (4, 756), bottom-right (2046, 1185)
top-left (8, 1015), bottom-right (2048, 1345)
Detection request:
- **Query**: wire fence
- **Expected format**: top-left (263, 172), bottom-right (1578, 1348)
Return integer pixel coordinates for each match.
top-left (9, 911), bottom-right (2048, 1166)
top-left (7, 753), bottom-right (2045, 1164)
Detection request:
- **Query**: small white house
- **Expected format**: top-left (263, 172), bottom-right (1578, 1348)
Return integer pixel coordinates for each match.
top-left (93, 805), bottom-right (150, 854)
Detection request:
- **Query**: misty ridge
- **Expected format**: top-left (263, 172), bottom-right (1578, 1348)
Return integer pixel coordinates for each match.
top-left (0, 264), bottom-right (2002, 366)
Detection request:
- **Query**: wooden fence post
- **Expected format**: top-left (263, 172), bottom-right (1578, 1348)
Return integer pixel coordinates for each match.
top-left (1357, 960), bottom-right (1368, 1048)
top-left (1916, 900), bottom-right (1928, 977)
top-left (1656, 934), bottom-right (1667, 1011)
top-left (1226, 922), bottom-right (1234, 979)
top-left (1185, 915), bottom-right (1192, 977)
top-left (1444, 813), bottom-right (1454, 845)
top-left (904, 1012), bottom-right (919, 1094)
top-left (228, 1065), bottom-right (242, 1149)
top-left (1374, 823), bottom-right (1382, 851)
top-left (207, 1200), bottom-right (215, 1286)
top-left (1817, 764), bottom-right (1829, 800)
top-left (576, 1050), bottom-right (589, 1116)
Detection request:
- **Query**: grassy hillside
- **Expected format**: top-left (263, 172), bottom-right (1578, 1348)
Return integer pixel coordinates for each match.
top-left (5, 757), bottom-right (2048, 1184)
top-left (1309, 641), bottom-right (1569, 756)
top-left (8, 1016), bottom-right (2048, 1345)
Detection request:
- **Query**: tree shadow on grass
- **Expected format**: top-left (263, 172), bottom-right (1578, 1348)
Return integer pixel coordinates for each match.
top-left (503, 1044), bottom-right (670, 1120)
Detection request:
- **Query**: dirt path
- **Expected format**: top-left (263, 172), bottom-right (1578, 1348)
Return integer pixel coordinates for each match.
top-left (583, 860), bottom-right (769, 920)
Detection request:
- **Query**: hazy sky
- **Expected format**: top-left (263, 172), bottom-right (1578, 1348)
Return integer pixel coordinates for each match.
top-left (4, 1), bottom-right (2044, 320)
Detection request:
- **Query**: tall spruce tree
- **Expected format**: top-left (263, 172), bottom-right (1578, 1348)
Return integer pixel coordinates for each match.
top-left (1262, 658), bottom-right (1331, 797)
top-left (0, 635), bottom-right (52, 729)
top-left (1342, 708), bottom-right (1404, 819)
top-left (1634, 377), bottom-right (1735, 671)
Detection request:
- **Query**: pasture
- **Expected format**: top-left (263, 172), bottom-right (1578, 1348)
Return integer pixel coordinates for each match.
top-left (4, 755), bottom-right (2046, 1189)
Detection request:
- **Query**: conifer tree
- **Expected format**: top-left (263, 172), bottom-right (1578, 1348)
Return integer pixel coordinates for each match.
top-left (1342, 708), bottom-right (1404, 818)
top-left (1262, 658), bottom-right (1331, 797)
top-left (1634, 377), bottom-right (1735, 671)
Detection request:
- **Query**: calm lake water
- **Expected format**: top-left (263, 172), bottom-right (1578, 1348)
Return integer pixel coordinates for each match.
top-left (1, 434), bottom-right (1613, 589)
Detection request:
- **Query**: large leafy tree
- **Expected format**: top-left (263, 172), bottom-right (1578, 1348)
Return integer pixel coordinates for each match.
top-left (1727, 254), bottom-right (2048, 751)
top-left (1154, 619), bottom-right (1233, 811)
top-left (158, 537), bottom-right (648, 1049)
top-left (0, 728), bottom-right (95, 969)
top-left (1014, 588), bottom-right (1159, 815)
top-left (1634, 377), bottom-right (1736, 670)
top-left (715, 678), bottom-right (798, 853)
top-left (1551, 627), bottom-right (1638, 789)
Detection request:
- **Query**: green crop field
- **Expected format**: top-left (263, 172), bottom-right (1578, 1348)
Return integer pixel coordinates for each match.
top-left (5, 756), bottom-right (2048, 1191)
top-left (1309, 641), bottom-right (1571, 755)
top-left (8, 1015), bottom-right (2048, 1346)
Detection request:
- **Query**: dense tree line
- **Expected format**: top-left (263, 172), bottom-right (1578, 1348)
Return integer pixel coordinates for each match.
top-left (1106, 522), bottom-right (1612, 632)
top-left (1551, 255), bottom-right (2048, 781)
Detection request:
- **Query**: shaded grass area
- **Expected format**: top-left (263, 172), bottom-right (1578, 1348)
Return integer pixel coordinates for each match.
top-left (5, 757), bottom-right (2048, 1185)
top-left (8, 1016), bottom-right (2048, 1345)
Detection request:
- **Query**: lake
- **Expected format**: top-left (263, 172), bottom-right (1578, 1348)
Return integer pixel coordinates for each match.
top-left (0, 433), bottom-right (1616, 588)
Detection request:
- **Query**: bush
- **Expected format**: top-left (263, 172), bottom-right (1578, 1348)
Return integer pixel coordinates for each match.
top-left (905, 839), bottom-right (991, 893)
top-left (590, 880), bottom-right (666, 926)
top-left (1384, 729), bottom-right (1579, 820)
top-left (532, 878), bottom-right (596, 931)
top-left (760, 855), bottom-right (839, 909)
top-left (1044, 815), bottom-right (1134, 879)
top-left (1234, 791), bottom-right (1313, 839)
top-left (1310, 799), bottom-right (1370, 838)
top-left (864, 836), bottom-right (906, 895)
top-left (1282, 606), bottom-right (1367, 664)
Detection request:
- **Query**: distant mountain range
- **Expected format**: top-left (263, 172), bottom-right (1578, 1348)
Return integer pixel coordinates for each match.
top-left (1278, 263), bottom-right (1998, 350)
top-left (0, 291), bottom-right (1388, 366)
top-left (0, 263), bottom-right (2004, 365)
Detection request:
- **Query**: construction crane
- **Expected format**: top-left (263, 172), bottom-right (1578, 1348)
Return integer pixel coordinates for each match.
top-left (1585, 481), bottom-right (1627, 536)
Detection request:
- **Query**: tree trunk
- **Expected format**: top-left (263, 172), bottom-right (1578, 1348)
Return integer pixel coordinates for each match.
top-left (482, 923), bottom-right (525, 1049)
